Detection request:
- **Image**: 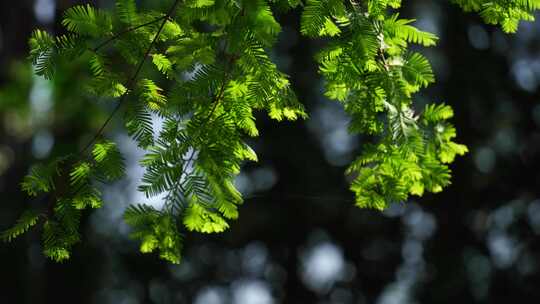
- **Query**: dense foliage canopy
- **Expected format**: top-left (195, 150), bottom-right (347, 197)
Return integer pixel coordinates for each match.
top-left (2, 0), bottom-right (539, 264)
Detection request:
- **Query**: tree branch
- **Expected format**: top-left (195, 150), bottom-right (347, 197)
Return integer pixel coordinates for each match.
top-left (80, 0), bottom-right (182, 155)
top-left (44, 0), bottom-right (183, 217)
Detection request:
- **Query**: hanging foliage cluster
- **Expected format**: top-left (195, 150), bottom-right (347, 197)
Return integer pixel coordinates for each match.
top-left (2, 0), bottom-right (537, 263)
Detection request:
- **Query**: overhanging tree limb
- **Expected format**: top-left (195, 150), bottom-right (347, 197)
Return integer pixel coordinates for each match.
top-left (80, 0), bottom-right (182, 155)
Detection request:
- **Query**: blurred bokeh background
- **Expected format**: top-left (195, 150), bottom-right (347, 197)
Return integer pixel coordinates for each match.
top-left (1, 0), bottom-right (540, 303)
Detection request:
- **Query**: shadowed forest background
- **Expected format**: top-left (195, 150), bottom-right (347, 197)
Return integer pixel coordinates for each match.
top-left (1, 0), bottom-right (540, 303)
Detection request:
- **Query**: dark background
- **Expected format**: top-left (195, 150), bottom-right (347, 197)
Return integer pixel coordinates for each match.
top-left (1, 0), bottom-right (540, 303)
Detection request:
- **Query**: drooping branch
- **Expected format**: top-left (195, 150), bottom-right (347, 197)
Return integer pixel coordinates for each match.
top-left (47, 0), bottom-right (183, 218)
top-left (80, 0), bottom-right (182, 155)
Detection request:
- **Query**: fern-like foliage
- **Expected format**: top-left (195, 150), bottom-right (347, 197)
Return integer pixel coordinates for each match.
top-left (453, 0), bottom-right (540, 32)
top-left (6, 0), bottom-right (304, 263)
top-left (1, 210), bottom-right (41, 242)
top-left (62, 4), bottom-right (113, 38)
top-left (4, 0), bottom-right (535, 264)
top-left (116, 0), bottom-right (138, 25)
top-left (21, 161), bottom-right (58, 197)
top-left (124, 204), bottom-right (183, 263)
top-left (304, 0), bottom-right (468, 210)
top-left (28, 30), bottom-right (56, 79)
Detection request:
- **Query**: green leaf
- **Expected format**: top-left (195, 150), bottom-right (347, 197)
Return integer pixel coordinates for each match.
top-left (62, 4), bottom-right (112, 38)
top-left (138, 79), bottom-right (167, 111)
top-left (454, 0), bottom-right (540, 33)
top-left (124, 205), bottom-right (182, 263)
top-left (186, 0), bottom-right (215, 8)
top-left (72, 185), bottom-right (103, 209)
top-left (29, 29), bottom-right (56, 79)
top-left (402, 52), bottom-right (435, 88)
top-left (422, 103), bottom-right (454, 124)
top-left (124, 101), bottom-right (154, 148)
top-left (246, 0), bottom-right (282, 45)
top-left (86, 75), bottom-right (127, 98)
top-left (319, 17), bottom-right (341, 37)
top-left (92, 140), bottom-right (126, 182)
top-left (69, 162), bottom-right (92, 186)
top-left (116, 0), bottom-right (138, 24)
top-left (161, 21), bottom-right (184, 41)
top-left (152, 54), bottom-right (173, 77)
top-left (439, 142), bottom-right (469, 163)
top-left (21, 163), bottom-right (57, 197)
top-left (42, 220), bottom-right (73, 262)
top-left (385, 15), bottom-right (438, 47)
top-left (1, 210), bottom-right (41, 242)
top-left (183, 201), bottom-right (229, 233)
top-left (43, 246), bottom-right (71, 262)
top-left (89, 54), bottom-right (106, 77)
top-left (301, 0), bottom-right (347, 37)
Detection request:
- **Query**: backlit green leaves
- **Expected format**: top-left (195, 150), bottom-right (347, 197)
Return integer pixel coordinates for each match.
top-left (301, 0), bottom-right (347, 37)
top-left (402, 52), bottom-right (435, 90)
top-left (307, 0), bottom-right (466, 210)
top-left (421, 104), bottom-right (469, 163)
top-left (124, 205), bottom-right (183, 264)
top-left (244, 0), bottom-right (282, 45)
top-left (184, 202), bottom-right (229, 233)
top-left (62, 4), bottom-right (113, 38)
top-left (384, 15), bottom-right (438, 47)
top-left (128, 21), bottom-right (292, 257)
top-left (21, 162), bottom-right (57, 197)
top-left (126, 108), bottom-right (155, 151)
top-left (93, 140), bottom-right (126, 181)
top-left (15, 0), bottom-right (522, 264)
top-left (152, 54), bottom-right (173, 77)
top-left (3, 140), bottom-right (125, 260)
top-left (29, 30), bottom-right (56, 79)
top-left (70, 162), bottom-right (92, 186)
top-left (41, 198), bottom-right (83, 262)
top-left (453, 0), bottom-right (540, 32)
top-left (347, 105), bottom-right (462, 211)
top-left (138, 79), bottom-right (167, 111)
top-left (0, 210), bottom-right (41, 242)
top-left (186, 0), bottom-right (215, 8)
top-left (116, 0), bottom-right (138, 24)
